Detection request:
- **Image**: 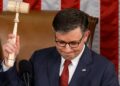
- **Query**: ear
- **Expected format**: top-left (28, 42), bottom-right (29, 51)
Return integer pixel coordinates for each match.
top-left (83, 30), bottom-right (90, 43)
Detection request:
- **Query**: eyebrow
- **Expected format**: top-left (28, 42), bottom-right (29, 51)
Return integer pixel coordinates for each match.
top-left (55, 35), bottom-right (83, 42)
top-left (55, 39), bottom-right (81, 42)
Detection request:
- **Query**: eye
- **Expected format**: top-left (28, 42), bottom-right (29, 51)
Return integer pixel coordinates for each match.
top-left (58, 41), bottom-right (66, 44)
top-left (69, 41), bottom-right (79, 45)
top-left (55, 40), bottom-right (66, 44)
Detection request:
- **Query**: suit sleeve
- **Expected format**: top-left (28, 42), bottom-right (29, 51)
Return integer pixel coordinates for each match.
top-left (101, 62), bottom-right (119, 86)
top-left (0, 63), bottom-right (24, 86)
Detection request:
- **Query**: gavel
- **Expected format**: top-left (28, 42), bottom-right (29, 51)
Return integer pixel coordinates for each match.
top-left (5, 0), bottom-right (30, 67)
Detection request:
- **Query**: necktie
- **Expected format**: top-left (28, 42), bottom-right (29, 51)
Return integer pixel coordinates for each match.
top-left (60, 60), bottom-right (71, 86)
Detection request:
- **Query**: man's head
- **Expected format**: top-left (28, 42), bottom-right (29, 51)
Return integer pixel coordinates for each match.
top-left (52, 8), bottom-right (88, 33)
top-left (52, 8), bottom-right (90, 60)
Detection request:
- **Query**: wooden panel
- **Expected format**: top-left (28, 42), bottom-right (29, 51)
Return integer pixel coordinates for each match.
top-left (0, 11), bottom-right (57, 61)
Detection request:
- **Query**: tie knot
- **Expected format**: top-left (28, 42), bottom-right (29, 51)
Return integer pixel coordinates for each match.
top-left (64, 60), bottom-right (71, 66)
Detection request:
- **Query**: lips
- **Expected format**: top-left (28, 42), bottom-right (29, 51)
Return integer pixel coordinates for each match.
top-left (62, 53), bottom-right (74, 57)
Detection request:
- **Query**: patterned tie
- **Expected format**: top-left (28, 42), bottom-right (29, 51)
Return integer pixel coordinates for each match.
top-left (60, 60), bottom-right (71, 86)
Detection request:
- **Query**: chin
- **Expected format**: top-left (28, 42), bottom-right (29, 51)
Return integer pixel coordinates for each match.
top-left (62, 54), bottom-right (75, 59)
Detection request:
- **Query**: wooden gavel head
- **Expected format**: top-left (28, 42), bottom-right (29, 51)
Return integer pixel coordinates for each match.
top-left (7, 1), bottom-right (30, 13)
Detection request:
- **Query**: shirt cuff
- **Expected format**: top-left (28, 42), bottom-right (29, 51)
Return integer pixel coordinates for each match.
top-left (2, 61), bottom-right (10, 71)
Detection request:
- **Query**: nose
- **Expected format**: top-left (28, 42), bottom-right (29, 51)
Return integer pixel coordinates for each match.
top-left (63, 44), bottom-right (72, 53)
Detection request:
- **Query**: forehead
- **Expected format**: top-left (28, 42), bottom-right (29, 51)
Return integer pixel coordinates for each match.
top-left (55, 27), bottom-right (83, 40)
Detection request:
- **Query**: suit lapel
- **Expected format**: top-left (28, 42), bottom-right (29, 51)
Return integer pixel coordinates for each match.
top-left (69, 46), bottom-right (93, 86)
top-left (47, 50), bottom-right (61, 86)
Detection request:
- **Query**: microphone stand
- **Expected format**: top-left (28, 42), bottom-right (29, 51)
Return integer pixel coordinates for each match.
top-left (23, 72), bottom-right (30, 86)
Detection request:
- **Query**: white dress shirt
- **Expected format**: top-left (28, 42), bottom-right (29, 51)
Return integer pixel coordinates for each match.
top-left (2, 61), bottom-right (10, 71)
top-left (59, 45), bottom-right (85, 83)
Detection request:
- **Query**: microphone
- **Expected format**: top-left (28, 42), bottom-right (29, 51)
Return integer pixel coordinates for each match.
top-left (19, 60), bottom-right (32, 86)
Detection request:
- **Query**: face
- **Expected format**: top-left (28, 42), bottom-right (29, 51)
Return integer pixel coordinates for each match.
top-left (55, 27), bottom-right (90, 60)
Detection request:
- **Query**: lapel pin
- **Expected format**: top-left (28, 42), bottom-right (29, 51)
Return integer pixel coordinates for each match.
top-left (82, 68), bottom-right (86, 72)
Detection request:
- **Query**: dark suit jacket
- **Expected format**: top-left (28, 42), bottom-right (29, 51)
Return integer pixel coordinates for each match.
top-left (0, 46), bottom-right (119, 86)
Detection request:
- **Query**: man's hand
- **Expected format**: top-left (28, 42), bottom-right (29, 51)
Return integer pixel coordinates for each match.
top-left (2, 34), bottom-right (20, 68)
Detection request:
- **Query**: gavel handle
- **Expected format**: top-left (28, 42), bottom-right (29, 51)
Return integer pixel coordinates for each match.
top-left (7, 12), bottom-right (19, 67)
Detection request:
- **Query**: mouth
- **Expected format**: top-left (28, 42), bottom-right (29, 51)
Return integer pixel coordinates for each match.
top-left (62, 53), bottom-right (74, 57)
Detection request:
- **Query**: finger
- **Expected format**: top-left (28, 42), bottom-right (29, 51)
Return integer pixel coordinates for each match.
top-left (8, 34), bottom-right (16, 39)
top-left (2, 43), bottom-right (17, 61)
top-left (3, 42), bottom-right (16, 54)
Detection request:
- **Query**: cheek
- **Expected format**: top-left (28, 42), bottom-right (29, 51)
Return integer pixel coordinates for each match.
top-left (73, 45), bottom-right (84, 53)
top-left (55, 46), bottom-right (63, 52)
top-left (56, 46), bottom-right (65, 53)
top-left (73, 48), bottom-right (81, 54)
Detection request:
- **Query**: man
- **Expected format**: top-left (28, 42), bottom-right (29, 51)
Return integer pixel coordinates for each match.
top-left (0, 8), bottom-right (119, 86)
